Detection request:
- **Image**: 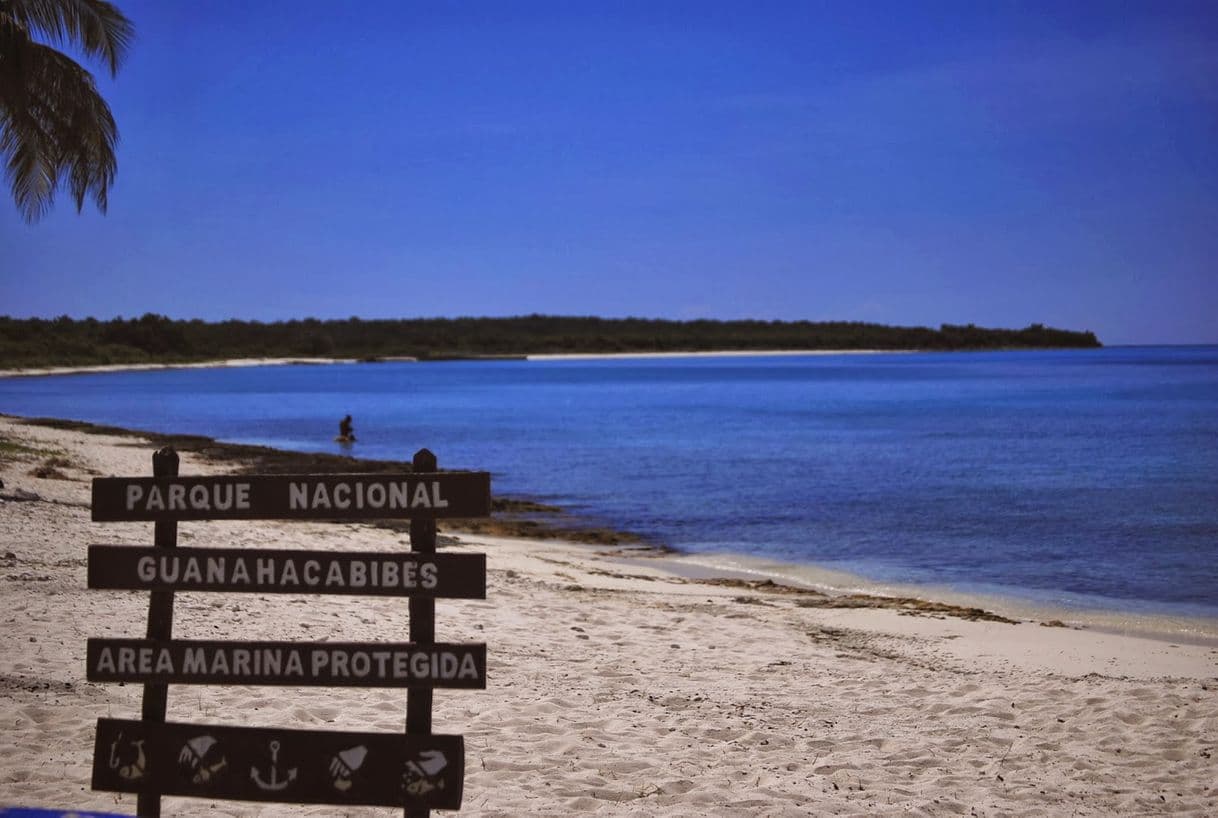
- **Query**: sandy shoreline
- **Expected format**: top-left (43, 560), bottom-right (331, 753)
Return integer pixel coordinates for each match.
top-left (639, 551), bottom-right (1218, 647)
top-left (1, 416), bottom-right (1216, 815)
top-left (0, 357), bottom-right (356, 379)
top-left (526, 349), bottom-right (907, 360)
top-left (0, 350), bottom-right (910, 380)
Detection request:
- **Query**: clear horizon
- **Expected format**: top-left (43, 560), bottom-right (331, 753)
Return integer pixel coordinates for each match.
top-left (2, 1), bottom-right (1216, 345)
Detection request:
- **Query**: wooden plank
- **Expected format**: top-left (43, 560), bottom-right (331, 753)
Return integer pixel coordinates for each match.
top-left (92, 472), bottom-right (491, 522)
top-left (92, 718), bottom-right (463, 809)
top-left (88, 546), bottom-right (486, 599)
top-left (87, 640), bottom-right (486, 689)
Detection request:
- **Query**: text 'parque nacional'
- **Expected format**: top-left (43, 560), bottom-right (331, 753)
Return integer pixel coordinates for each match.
top-left (91, 472), bottom-right (492, 521)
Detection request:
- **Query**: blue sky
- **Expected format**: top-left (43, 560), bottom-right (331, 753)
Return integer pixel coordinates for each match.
top-left (2, 0), bottom-right (1216, 344)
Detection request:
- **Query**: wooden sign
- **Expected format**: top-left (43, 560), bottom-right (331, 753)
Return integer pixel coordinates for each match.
top-left (92, 718), bottom-right (463, 809)
top-left (92, 472), bottom-right (491, 522)
top-left (87, 640), bottom-right (486, 688)
top-left (88, 546), bottom-right (486, 598)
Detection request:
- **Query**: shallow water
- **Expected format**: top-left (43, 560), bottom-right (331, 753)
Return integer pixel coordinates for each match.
top-left (3, 347), bottom-right (1216, 618)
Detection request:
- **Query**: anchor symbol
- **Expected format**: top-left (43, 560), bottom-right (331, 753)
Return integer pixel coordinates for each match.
top-left (250, 739), bottom-right (297, 792)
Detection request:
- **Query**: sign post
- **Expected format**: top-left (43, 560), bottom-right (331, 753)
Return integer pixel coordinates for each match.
top-left (139, 447), bottom-right (178, 818)
top-left (408, 448), bottom-right (438, 818)
top-left (87, 448), bottom-right (491, 815)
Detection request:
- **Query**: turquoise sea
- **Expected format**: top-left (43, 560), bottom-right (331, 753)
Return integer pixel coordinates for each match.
top-left (2, 347), bottom-right (1216, 620)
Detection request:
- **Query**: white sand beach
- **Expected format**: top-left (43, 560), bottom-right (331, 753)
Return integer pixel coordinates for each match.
top-left (1, 415), bottom-right (1215, 816)
top-left (0, 358), bottom-right (355, 380)
top-left (0, 351), bottom-right (899, 382)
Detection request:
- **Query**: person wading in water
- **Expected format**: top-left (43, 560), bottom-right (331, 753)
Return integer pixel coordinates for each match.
top-left (337, 415), bottom-right (356, 443)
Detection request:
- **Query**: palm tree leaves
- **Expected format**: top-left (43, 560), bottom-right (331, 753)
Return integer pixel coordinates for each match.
top-left (0, 0), bottom-right (131, 222)
top-left (4, 0), bottom-right (133, 75)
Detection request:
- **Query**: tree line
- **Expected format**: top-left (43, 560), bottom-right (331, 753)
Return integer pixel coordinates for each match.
top-left (0, 314), bottom-right (1101, 368)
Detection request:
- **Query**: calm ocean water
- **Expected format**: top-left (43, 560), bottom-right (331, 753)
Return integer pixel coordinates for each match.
top-left (3, 347), bottom-right (1216, 618)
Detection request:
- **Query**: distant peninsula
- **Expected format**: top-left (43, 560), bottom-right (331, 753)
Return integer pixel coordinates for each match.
top-left (0, 314), bottom-right (1101, 369)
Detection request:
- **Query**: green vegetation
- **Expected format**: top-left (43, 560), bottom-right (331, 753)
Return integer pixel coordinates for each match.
top-left (0, 314), bottom-right (1101, 369)
top-left (0, 433), bottom-right (65, 462)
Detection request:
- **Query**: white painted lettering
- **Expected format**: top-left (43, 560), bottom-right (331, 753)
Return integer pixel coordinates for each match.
top-left (389, 482), bottom-right (408, 508)
top-left (125, 485), bottom-right (143, 510)
top-left (412, 482), bottom-right (431, 508)
top-left (212, 483), bottom-right (231, 511)
top-left (383, 562), bottom-right (399, 588)
top-left (312, 483), bottom-right (332, 509)
top-left (183, 648), bottom-right (206, 674)
top-left (188, 484), bottom-right (211, 510)
top-left (137, 556), bottom-right (156, 582)
top-left (421, 562), bottom-right (438, 590)
top-left (303, 560), bottom-right (320, 585)
top-left (367, 483), bottom-right (386, 508)
top-left (325, 561), bottom-right (344, 587)
top-left (289, 482), bottom-right (307, 509)
top-left (333, 483), bottom-right (351, 509)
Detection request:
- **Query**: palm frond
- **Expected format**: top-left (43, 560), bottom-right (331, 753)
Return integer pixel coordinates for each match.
top-left (1, 111), bottom-right (57, 220)
top-left (3, 0), bottom-right (134, 75)
top-left (0, 25), bottom-right (117, 221)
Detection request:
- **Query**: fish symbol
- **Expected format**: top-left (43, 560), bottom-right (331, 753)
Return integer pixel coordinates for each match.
top-left (109, 732), bottom-right (146, 781)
